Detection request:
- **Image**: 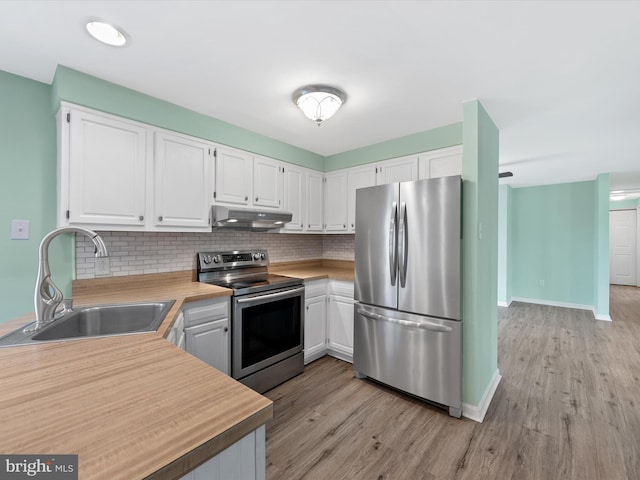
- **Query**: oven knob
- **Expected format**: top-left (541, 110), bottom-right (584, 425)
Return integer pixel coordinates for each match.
top-left (213, 255), bottom-right (222, 263)
top-left (253, 253), bottom-right (261, 260)
top-left (260, 253), bottom-right (266, 260)
top-left (203, 255), bottom-right (212, 264)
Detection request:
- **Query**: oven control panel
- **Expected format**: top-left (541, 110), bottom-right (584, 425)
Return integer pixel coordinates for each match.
top-left (198, 250), bottom-right (269, 271)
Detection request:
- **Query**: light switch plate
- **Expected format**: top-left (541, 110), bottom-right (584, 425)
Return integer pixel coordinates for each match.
top-left (10, 220), bottom-right (30, 240)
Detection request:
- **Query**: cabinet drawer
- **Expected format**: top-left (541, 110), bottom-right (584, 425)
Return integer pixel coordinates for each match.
top-left (305, 279), bottom-right (327, 299)
top-left (183, 299), bottom-right (229, 327)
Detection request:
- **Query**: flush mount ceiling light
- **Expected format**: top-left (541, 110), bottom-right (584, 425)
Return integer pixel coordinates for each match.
top-left (293, 85), bottom-right (347, 126)
top-left (86, 20), bottom-right (127, 47)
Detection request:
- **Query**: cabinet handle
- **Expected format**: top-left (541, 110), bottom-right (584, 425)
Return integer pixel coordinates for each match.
top-left (158, 216), bottom-right (163, 222)
top-left (139, 215), bottom-right (144, 221)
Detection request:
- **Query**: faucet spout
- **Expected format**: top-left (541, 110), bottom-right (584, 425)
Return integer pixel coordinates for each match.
top-left (27, 226), bottom-right (108, 332)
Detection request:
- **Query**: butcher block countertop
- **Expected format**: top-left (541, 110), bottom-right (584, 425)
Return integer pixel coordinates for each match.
top-left (270, 259), bottom-right (354, 282)
top-left (0, 271), bottom-right (271, 480)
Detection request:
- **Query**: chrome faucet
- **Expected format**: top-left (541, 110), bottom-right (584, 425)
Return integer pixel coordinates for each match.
top-left (27, 226), bottom-right (108, 332)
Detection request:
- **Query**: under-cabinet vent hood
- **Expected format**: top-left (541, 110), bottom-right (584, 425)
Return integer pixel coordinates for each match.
top-left (211, 206), bottom-right (292, 231)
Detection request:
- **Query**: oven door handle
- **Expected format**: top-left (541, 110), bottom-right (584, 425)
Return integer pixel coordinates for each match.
top-left (236, 286), bottom-right (305, 304)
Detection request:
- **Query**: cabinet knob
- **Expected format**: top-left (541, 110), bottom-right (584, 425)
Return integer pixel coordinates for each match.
top-left (139, 215), bottom-right (144, 221)
top-left (255, 197), bottom-right (259, 202)
top-left (351, 223), bottom-right (354, 228)
top-left (224, 327), bottom-right (229, 332)
top-left (306, 306), bottom-right (309, 311)
top-left (308, 224), bottom-right (310, 228)
top-left (158, 216), bottom-right (163, 222)
top-left (343, 224), bottom-right (346, 228)
top-left (245, 196), bottom-right (248, 201)
top-left (301, 224), bottom-right (303, 228)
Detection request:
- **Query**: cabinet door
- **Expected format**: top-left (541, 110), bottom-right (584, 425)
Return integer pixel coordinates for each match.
top-left (67, 108), bottom-right (147, 226)
top-left (347, 166), bottom-right (376, 232)
top-left (327, 295), bottom-right (354, 360)
top-left (154, 132), bottom-right (213, 229)
top-left (306, 170), bottom-right (324, 232)
top-left (253, 156), bottom-right (283, 209)
top-left (282, 165), bottom-right (305, 232)
top-left (375, 156), bottom-right (418, 185)
top-left (185, 318), bottom-right (230, 374)
top-left (323, 171), bottom-right (348, 232)
top-left (214, 146), bottom-right (252, 205)
top-left (304, 295), bottom-right (327, 363)
top-left (418, 145), bottom-right (463, 180)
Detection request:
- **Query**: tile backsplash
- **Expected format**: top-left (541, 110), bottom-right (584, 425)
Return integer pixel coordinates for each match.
top-left (76, 231), bottom-right (354, 279)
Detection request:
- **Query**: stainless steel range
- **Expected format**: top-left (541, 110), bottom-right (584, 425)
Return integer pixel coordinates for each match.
top-left (197, 250), bottom-right (304, 393)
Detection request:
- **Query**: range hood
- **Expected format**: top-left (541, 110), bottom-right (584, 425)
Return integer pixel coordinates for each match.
top-left (211, 205), bottom-right (292, 231)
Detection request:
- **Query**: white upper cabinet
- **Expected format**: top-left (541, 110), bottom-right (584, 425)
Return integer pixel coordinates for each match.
top-left (282, 164), bottom-right (305, 232)
top-left (375, 155), bottom-right (418, 185)
top-left (61, 105), bottom-right (148, 227)
top-left (323, 171), bottom-right (348, 232)
top-left (154, 131), bottom-right (214, 229)
top-left (346, 165), bottom-right (376, 233)
top-left (306, 170), bottom-right (324, 232)
top-left (214, 146), bottom-right (253, 206)
top-left (253, 155), bottom-right (283, 209)
top-left (418, 145), bottom-right (463, 180)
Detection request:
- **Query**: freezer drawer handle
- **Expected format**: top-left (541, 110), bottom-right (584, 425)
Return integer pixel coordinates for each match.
top-left (356, 307), bottom-right (453, 333)
top-left (389, 201), bottom-right (398, 286)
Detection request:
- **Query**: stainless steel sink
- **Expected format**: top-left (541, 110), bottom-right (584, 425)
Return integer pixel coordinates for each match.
top-left (0, 300), bottom-right (175, 348)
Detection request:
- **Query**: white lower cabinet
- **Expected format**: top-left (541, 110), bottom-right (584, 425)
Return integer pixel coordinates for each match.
top-left (327, 280), bottom-right (355, 362)
top-left (304, 280), bottom-right (354, 364)
top-left (180, 425), bottom-right (266, 480)
top-left (304, 280), bottom-right (327, 364)
top-left (181, 298), bottom-right (230, 375)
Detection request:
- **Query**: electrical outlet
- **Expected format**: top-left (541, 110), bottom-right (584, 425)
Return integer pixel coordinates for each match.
top-left (95, 257), bottom-right (111, 276)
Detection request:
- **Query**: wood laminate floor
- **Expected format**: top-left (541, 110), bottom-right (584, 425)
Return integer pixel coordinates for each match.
top-left (264, 285), bottom-right (640, 480)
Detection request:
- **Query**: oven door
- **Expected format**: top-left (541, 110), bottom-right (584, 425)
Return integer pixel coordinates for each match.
top-left (232, 285), bottom-right (304, 380)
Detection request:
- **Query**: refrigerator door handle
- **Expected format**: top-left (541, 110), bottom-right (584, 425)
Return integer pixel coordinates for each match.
top-left (398, 201), bottom-right (408, 287)
top-left (356, 306), bottom-right (453, 333)
top-left (389, 201), bottom-right (398, 286)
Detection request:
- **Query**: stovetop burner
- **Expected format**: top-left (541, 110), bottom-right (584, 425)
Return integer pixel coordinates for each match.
top-left (197, 251), bottom-right (303, 296)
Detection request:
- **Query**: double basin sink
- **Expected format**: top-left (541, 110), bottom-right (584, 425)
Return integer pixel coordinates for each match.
top-left (0, 300), bottom-right (175, 348)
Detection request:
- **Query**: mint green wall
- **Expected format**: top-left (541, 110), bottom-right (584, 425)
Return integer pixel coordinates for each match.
top-left (462, 100), bottom-right (499, 407)
top-left (51, 66), bottom-right (324, 171)
top-left (497, 185), bottom-right (512, 305)
top-left (610, 198), bottom-right (640, 210)
top-left (0, 70), bottom-right (71, 323)
top-left (323, 123), bottom-right (462, 171)
top-left (511, 181), bottom-right (596, 306)
top-left (594, 174), bottom-right (609, 318)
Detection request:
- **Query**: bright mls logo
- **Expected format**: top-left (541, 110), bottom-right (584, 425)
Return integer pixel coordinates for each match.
top-left (0, 455), bottom-right (77, 479)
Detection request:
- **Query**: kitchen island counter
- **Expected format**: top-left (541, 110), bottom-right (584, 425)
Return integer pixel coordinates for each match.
top-left (0, 271), bottom-right (272, 479)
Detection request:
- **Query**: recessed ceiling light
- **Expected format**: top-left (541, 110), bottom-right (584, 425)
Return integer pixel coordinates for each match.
top-left (86, 20), bottom-right (127, 47)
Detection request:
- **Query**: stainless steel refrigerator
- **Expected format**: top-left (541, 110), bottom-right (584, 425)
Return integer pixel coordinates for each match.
top-left (353, 175), bottom-right (462, 418)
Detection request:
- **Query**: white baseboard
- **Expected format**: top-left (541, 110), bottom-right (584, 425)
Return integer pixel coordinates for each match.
top-left (462, 368), bottom-right (501, 423)
top-left (327, 349), bottom-right (353, 364)
top-left (593, 310), bottom-right (612, 322)
top-left (497, 298), bottom-right (512, 307)
top-left (510, 297), bottom-right (612, 322)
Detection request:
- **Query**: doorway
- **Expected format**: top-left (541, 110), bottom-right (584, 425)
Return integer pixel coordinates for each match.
top-left (609, 209), bottom-right (638, 286)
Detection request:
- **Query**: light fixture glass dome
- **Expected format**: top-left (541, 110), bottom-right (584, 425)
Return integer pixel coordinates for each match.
top-left (86, 20), bottom-right (127, 47)
top-left (293, 85), bottom-right (347, 126)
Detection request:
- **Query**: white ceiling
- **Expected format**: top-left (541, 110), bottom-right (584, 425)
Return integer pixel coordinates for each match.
top-left (1, 1), bottom-right (639, 190)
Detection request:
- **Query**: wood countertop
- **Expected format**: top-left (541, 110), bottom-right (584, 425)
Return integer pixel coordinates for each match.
top-left (0, 271), bottom-right (271, 480)
top-left (269, 259), bottom-right (354, 282)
